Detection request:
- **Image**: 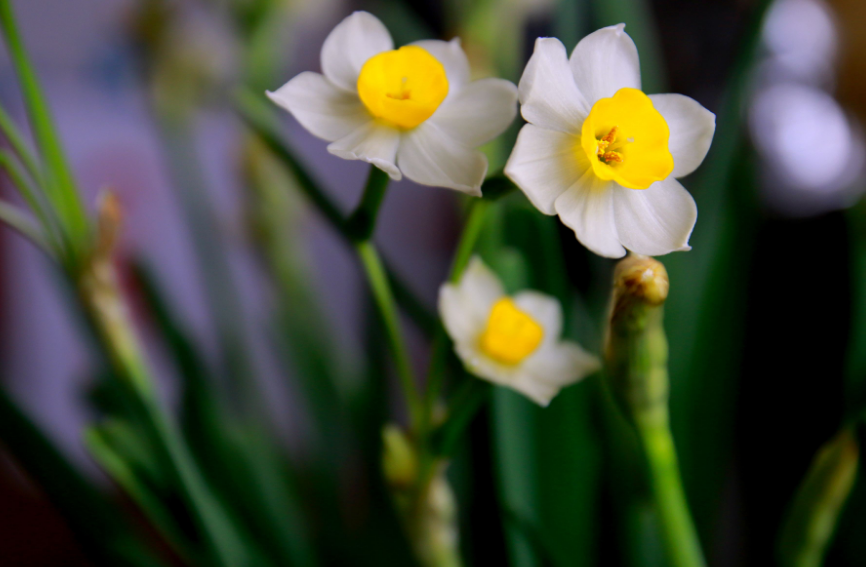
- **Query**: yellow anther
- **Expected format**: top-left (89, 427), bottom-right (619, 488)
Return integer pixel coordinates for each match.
top-left (580, 88), bottom-right (674, 189)
top-left (600, 151), bottom-right (624, 163)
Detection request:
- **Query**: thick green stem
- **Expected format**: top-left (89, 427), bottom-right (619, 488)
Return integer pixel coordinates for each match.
top-left (605, 255), bottom-right (706, 567)
top-left (636, 416), bottom-right (706, 567)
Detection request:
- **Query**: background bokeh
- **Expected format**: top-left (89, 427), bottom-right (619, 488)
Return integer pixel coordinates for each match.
top-left (1, 0), bottom-right (865, 565)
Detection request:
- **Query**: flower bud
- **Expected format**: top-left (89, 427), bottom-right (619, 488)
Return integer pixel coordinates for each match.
top-left (382, 424), bottom-right (418, 490)
top-left (778, 428), bottom-right (859, 567)
top-left (604, 255), bottom-right (670, 425)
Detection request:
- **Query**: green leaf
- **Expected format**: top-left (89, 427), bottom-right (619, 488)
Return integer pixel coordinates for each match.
top-left (133, 262), bottom-right (317, 567)
top-left (0, 388), bottom-right (165, 567)
top-left (0, 0), bottom-right (90, 261)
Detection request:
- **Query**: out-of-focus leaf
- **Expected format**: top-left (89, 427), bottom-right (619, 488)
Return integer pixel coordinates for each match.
top-left (590, 0), bottom-right (666, 93)
top-left (233, 88), bottom-right (437, 335)
top-left (155, 118), bottom-right (261, 413)
top-left (372, 0), bottom-right (433, 45)
top-left (0, 389), bottom-right (165, 567)
top-left (662, 0), bottom-right (772, 550)
top-left (85, 420), bottom-right (196, 564)
top-left (133, 262), bottom-right (317, 567)
top-left (0, 0), bottom-right (90, 262)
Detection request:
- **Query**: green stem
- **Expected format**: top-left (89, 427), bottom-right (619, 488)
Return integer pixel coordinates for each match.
top-left (233, 88), bottom-right (437, 335)
top-left (346, 166), bottom-right (390, 242)
top-left (635, 416), bottom-right (706, 567)
top-left (422, 199), bottom-right (491, 439)
top-left (347, 166), bottom-right (421, 426)
top-left (356, 239), bottom-right (422, 426)
top-left (448, 200), bottom-right (490, 283)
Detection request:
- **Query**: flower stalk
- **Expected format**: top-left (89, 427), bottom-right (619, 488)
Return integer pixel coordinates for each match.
top-left (605, 254), bottom-right (706, 567)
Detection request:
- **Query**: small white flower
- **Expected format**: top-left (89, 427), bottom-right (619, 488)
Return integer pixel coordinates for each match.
top-left (504, 25), bottom-right (716, 258)
top-left (438, 257), bottom-right (599, 406)
top-left (267, 11), bottom-right (518, 196)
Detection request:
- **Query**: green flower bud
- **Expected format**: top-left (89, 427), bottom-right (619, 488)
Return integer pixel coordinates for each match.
top-left (605, 254), bottom-right (670, 425)
top-left (382, 424), bottom-right (418, 490)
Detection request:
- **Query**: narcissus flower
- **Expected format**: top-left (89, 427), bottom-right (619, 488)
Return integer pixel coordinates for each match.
top-left (439, 257), bottom-right (599, 406)
top-left (504, 25), bottom-right (716, 257)
top-left (268, 11), bottom-right (518, 195)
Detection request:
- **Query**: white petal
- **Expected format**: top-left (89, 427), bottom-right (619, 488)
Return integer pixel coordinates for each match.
top-left (411, 38), bottom-right (471, 96)
top-left (321, 11), bottom-right (393, 92)
top-left (397, 122), bottom-right (487, 195)
top-left (569, 24), bottom-right (641, 104)
top-left (438, 287), bottom-right (481, 345)
top-left (505, 125), bottom-right (586, 215)
top-left (512, 291), bottom-right (562, 346)
top-left (521, 342), bottom-right (600, 405)
top-left (554, 172), bottom-right (626, 258)
top-left (507, 372), bottom-right (563, 407)
top-left (650, 94), bottom-right (716, 178)
top-left (439, 257), bottom-right (504, 345)
top-left (327, 121), bottom-right (402, 180)
top-left (429, 78), bottom-right (518, 148)
top-left (457, 256), bottom-right (505, 312)
top-left (611, 177), bottom-right (698, 256)
top-left (267, 72), bottom-right (369, 142)
top-left (518, 37), bottom-right (590, 132)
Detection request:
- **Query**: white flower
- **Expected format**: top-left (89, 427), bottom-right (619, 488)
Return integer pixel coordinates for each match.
top-left (438, 257), bottom-right (599, 406)
top-left (267, 11), bottom-right (518, 196)
top-left (504, 25), bottom-right (716, 258)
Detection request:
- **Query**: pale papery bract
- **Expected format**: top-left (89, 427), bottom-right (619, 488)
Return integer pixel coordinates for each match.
top-left (504, 25), bottom-right (716, 258)
top-left (267, 11), bottom-right (518, 196)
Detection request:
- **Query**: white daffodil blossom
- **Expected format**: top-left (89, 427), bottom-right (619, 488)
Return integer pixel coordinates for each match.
top-left (504, 25), bottom-right (716, 258)
top-left (439, 257), bottom-right (599, 406)
top-left (267, 11), bottom-right (518, 196)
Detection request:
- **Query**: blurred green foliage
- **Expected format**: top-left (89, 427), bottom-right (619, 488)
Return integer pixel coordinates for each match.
top-left (0, 0), bottom-right (862, 566)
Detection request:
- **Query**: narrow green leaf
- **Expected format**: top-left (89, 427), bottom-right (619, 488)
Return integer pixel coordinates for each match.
top-left (0, 197), bottom-right (50, 252)
top-left (233, 87), bottom-right (437, 335)
top-left (0, 102), bottom-right (43, 185)
top-left (133, 262), bottom-right (317, 567)
top-left (0, 388), bottom-right (165, 567)
top-left (0, 0), bottom-right (90, 256)
top-left (85, 422), bottom-right (197, 564)
top-left (0, 148), bottom-right (62, 250)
